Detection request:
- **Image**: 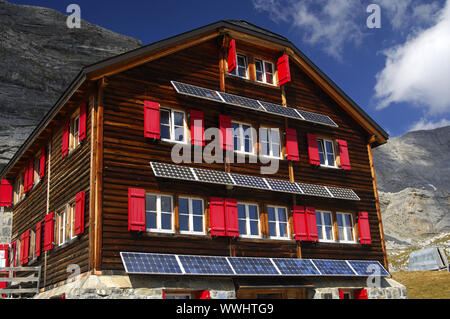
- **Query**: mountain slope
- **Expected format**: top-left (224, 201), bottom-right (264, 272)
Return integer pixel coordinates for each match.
top-left (0, 0), bottom-right (141, 169)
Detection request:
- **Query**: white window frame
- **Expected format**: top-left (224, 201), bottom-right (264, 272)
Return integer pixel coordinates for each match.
top-left (267, 205), bottom-right (290, 240)
top-left (254, 58), bottom-right (275, 85)
top-left (145, 194), bottom-right (174, 234)
top-left (316, 211), bottom-right (335, 242)
top-left (70, 114), bottom-right (80, 151)
top-left (56, 210), bottom-right (67, 246)
top-left (237, 203), bottom-right (261, 238)
top-left (0, 248), bottom-right (7, 268)
top-left (230, 53), bottom-right (248, 79)
top-left (232, 121), bottom-right (255, 155)
top-left (178, 196), bottom-right (205, 235)
top-left (336, 212), bottom-right (356, 243)
top-left (318, 138), bottom-right (337, 168)
top-left (259, 127), bottom-right (281, 159)
top-left (160, 108), bottom-right (187, 144)
top-left (33, 154), bottom-right (41, 186)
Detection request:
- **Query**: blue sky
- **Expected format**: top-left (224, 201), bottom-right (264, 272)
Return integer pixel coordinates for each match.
top-left (9, 0), bottom-right (450, 137)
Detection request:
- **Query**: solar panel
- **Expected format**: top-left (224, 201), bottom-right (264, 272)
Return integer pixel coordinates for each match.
top-left (150, 162), bottom-right (197, 182)
top-left (347, 260), bottom-right (390, 276)
top-left (120, 252), bottom-right (183, 275)
top-left (259, 101), bottom-right (303, 120)
top-left (265, 178), bottom-right (303, 194)
top-left (230, 173), bottom-right (270, 190)
top-left (296, 109), bottom-right (338, 127)
top-left (171, 81), bottom-right (223, 103)
top-left (218, 92), bottom-right (263, 110)
top-left (326, 186), bottom-right (360, 201)
top-left (178, 255), bottom-right (235, 275)
top-left (312, 259), bottom-right (356, 276)
top-left (272, 258), bottom-right (321, 276)
top-left (228, 257), bottom-right (280, 275)
top-left (193, 167), bottom-right (234, 185)
top-left (297, 182), bottom-right (332, 198)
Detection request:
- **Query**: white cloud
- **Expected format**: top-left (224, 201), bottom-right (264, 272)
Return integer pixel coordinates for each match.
top-left (374, 0), bottom-right (450, 114)
top-left (408, 118), bottom-right (450, 132)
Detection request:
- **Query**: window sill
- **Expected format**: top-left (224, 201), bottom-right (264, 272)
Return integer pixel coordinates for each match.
top-left (318, 164), bottom-right (341, 170)
top-left (160, 139), bottom-right (188, 147)
top-left (226, 74), bottom-right (280, 90)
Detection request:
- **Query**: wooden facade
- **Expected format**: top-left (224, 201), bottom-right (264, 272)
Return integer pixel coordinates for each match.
top-left (0, 20), bottom-right (389, 293)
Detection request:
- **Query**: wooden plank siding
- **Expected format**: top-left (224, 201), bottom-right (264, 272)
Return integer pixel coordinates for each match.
top-left (100, 38), bottom-right (385, 271)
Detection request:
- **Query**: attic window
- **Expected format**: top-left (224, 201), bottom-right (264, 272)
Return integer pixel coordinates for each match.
top-left (229, 54), bottom-right (248, 79)
top-left (255, 58), bottom-right (274, 85)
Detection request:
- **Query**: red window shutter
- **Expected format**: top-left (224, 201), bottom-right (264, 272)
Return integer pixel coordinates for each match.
top-left (79, 102), bottom-right (87, 142)
top-left (293, 206), bottom-right (308, 241)
top-left (339, 289), bottom-right (345, 299)
top-left (39, 146), bottom-right (46, 179)
top-left (128, 188), bottom-right (146, 232)
top-left (227, 39), bottom-right (237, 73)
top-left (0, 179), bottom-right (13, 207)
top-left (62, 121), bottom-right (69, 158)
top-left (305, 207), bottom-right (318, 242)
top-left (219, 115), bottom-right (233, 151)
top-left (24, 159), bottom-right (33, 193)
top-left (307, 133), bottom-right (320, 166)
top-left (44, 212), bottom-right (55, 251)
top-left (35, 221), bottom-right (42, 258)
top-left (337, 139), bottom-right (351, 170)
top-left (354, 289), bottom-right (368, 299)
top-left (74, 191), bottom-right (86, 236)
top-left (23, 230), bottom-right (30, 264)
top-left (144, 101), bottom-right (160, 139)
top-left (19, 233), bottom-right (24, 265)
top-left (209, 197), bottom-right (226, 236)
top-left (277, 54), bottom-right (291, 86)
top-left (196, 291), bottom-right (211, 299)
top-left (285, 128), bottom-right (300, 161)
top-left (190, 109), bottom-right (205, 146)
top-left (358, 212), bottom-right (372, 245)
top-left (224, 198), bottom-right (239, 238)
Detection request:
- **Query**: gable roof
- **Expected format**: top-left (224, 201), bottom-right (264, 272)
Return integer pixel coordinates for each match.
top-left (0, 19), bottom-right (388, 178)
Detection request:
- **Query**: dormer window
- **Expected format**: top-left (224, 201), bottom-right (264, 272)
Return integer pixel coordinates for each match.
top-left (255, 59), bottom-right (274, 85)
top-left (229, 54), bottom-right (248, 79)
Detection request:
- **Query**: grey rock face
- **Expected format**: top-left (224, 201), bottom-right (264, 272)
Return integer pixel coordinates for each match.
top-left (0, 0), bottom-right (141, 169)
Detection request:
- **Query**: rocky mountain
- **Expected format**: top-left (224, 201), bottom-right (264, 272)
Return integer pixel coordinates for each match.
top-left (0, 0), bottom-right (141, 170)
top-left (373, 126), bottom-right (450, 269)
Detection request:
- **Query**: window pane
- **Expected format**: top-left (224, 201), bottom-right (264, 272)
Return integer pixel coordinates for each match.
top-left (344, 214), bottom-right (352, 227)
top-left (146, 195), bottom-right (156, 212)
top-left (323, 212), bottom-right (332, 226)
top-left (268, 222), bottom-right (276, 236)
top-left (238, 204), bottom-right (246, 219)
top-left (179, 215), bottom-right (189, 231)
top-left (161, 213), bottom-right (172, 230)
top-left (267, 207), bottom-right (275, 221)
top-left (161, 125), bottom-right (170, 140)
top-left (260, 128), bottom-right (268, 142)
top-left (146, 212), bottom-right (157, 229)
top-left (316, 213), bottom-right (322, 226)
top-left (174, 126), bottom-right (184, 142)
top-left (325, 226), bottom-right (333, 240)
top-left (192, 199), bottom-right (203, 215)
top-left (193, 216), bottom-right (203, 232)
top-left (336, 214), bottom-right (343, 227)
top-left (239, 220), bottom-right (247, 235)
top-left (250, 221), bottom-right (259, 236)
top-left (173, 112), bottom-right (184, 127)
top-left (277, 208), bottom-right (287, 222)
top-left (248, 205), bottom-right (258, 219)
top-left (279, 222), bottom-right (287, 238)
top-left (161, 196), bottom-right (172, 213)
top-left (264, 62), bottom-right (273, 74)
top-left (327, 154), bottom-right (335, 166)
top-left (244, 138), bottom-right (251, 153)
top-left (338, 228), bottom-right (344, 241)
top-left (178, 198), bottom-right (188, 215)
top-left (325, 141), bottom-right (334, 154)
top-left (160, 110), bottom-right (170, 124)
top-left (270, 129), bottom-right (280, 144)
top-left (261, 142), bottom-right (269, 156)
top-left (345, 227), bottom-right (353, 241)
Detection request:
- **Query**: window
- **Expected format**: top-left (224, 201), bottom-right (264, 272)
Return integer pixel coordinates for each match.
top-left (160, 108), bottom-right (186, 143)
top-left (70, 115), bottom-right (80, 151)
top-left (30, 230), bottom-right (36, 260)
top-left (317, 139), bottom-right (337, 167)
top-left (238, 203), bottom-right (260, 238)
top-left (230, 54), bottom-right (248, 79)
top-left (232, 122), bottom-right (255, 154)
top-left (336, 213), bottom-right (355, 243)
top-left (33, 155), bottom-right (41, 185)
top-left (255, 59), bottom-right (275, 85)
top-left (14, 173), bottom-right (24, 204)
top-left (0, 248), bottom-right (6, 268)
top-left (316, 211), bottom-right (334, 242)
top-left (145, 194), bottom-right (174, 233)
top-left (165, 293), bottom-right (191, 299)
top-left (260, 127), bottom-right (281, 158)
top-left (55, 205), bottom-right (76, 246)
top-left (267, 206), bottom-right (289, 239)
top-left (179, 197), bottom-right (204, 235)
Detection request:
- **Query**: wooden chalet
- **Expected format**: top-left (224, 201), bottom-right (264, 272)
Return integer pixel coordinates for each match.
top-left (0, 20), bottom-right (405, 299)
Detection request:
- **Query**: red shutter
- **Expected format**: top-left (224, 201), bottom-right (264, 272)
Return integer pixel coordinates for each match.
top-left (128, 188), bottom-right (146, 232)
top-left (293, 206), bottom-right (308, 241)
top-left (224, 198), bottom-right (239, 238)
top-left (190, 109), bottom-right (205, 146)
top-left (62, 121), bottom-right (69, 158)
top-left (307, 133), bottom-right (320, 165)
top-left (79, 102), bottom-right (87, 142)
top-left (144, 101), bottom-right (160, 139)
top-left (22, 230), bottom-right (30, 265)
top-left (277, 54), bottom-right (291, 86)
top-left (337, 139), bottom-right (351, 170)
top-left (196, 291), bottom-right (211, 299)
top-left (339, 289), bottom-right (345, 299)
top-left (227, 39), bottom-right (237, 73)
top-left (306, 207), bottom-right (318, 242)
top-left (35, 221), bottom-right (42, 258)
top-left (358, 212), bottom-right (372, 245)
top-left (285, 128), bottom-right (300, 161)
top-left (0, 179), bottom-right (13, 207)
top-left (219, 115), bottom-right (233, 151)
top-left (19, 233), bottom-right (24, 265)
top-left (74, 191), bottom-right (86, 236)
top-left (354, 289), bottom-right (368, 299)
top-left (44, 212), bottom-right (55, 251)
top-left (39, 146), bottom-right (46, 179)
top-left (209, 197), bottom-right (226, 236)
top-left (24, 159), bottom-right (33, 193)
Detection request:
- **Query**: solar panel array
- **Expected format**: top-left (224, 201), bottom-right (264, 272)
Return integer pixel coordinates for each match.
top-left (121, 252), bottom-right (389, 277)
top-left (150, 162), bottom-right (360, 201)
top-left (171, 81), bottom-right (338, 128)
